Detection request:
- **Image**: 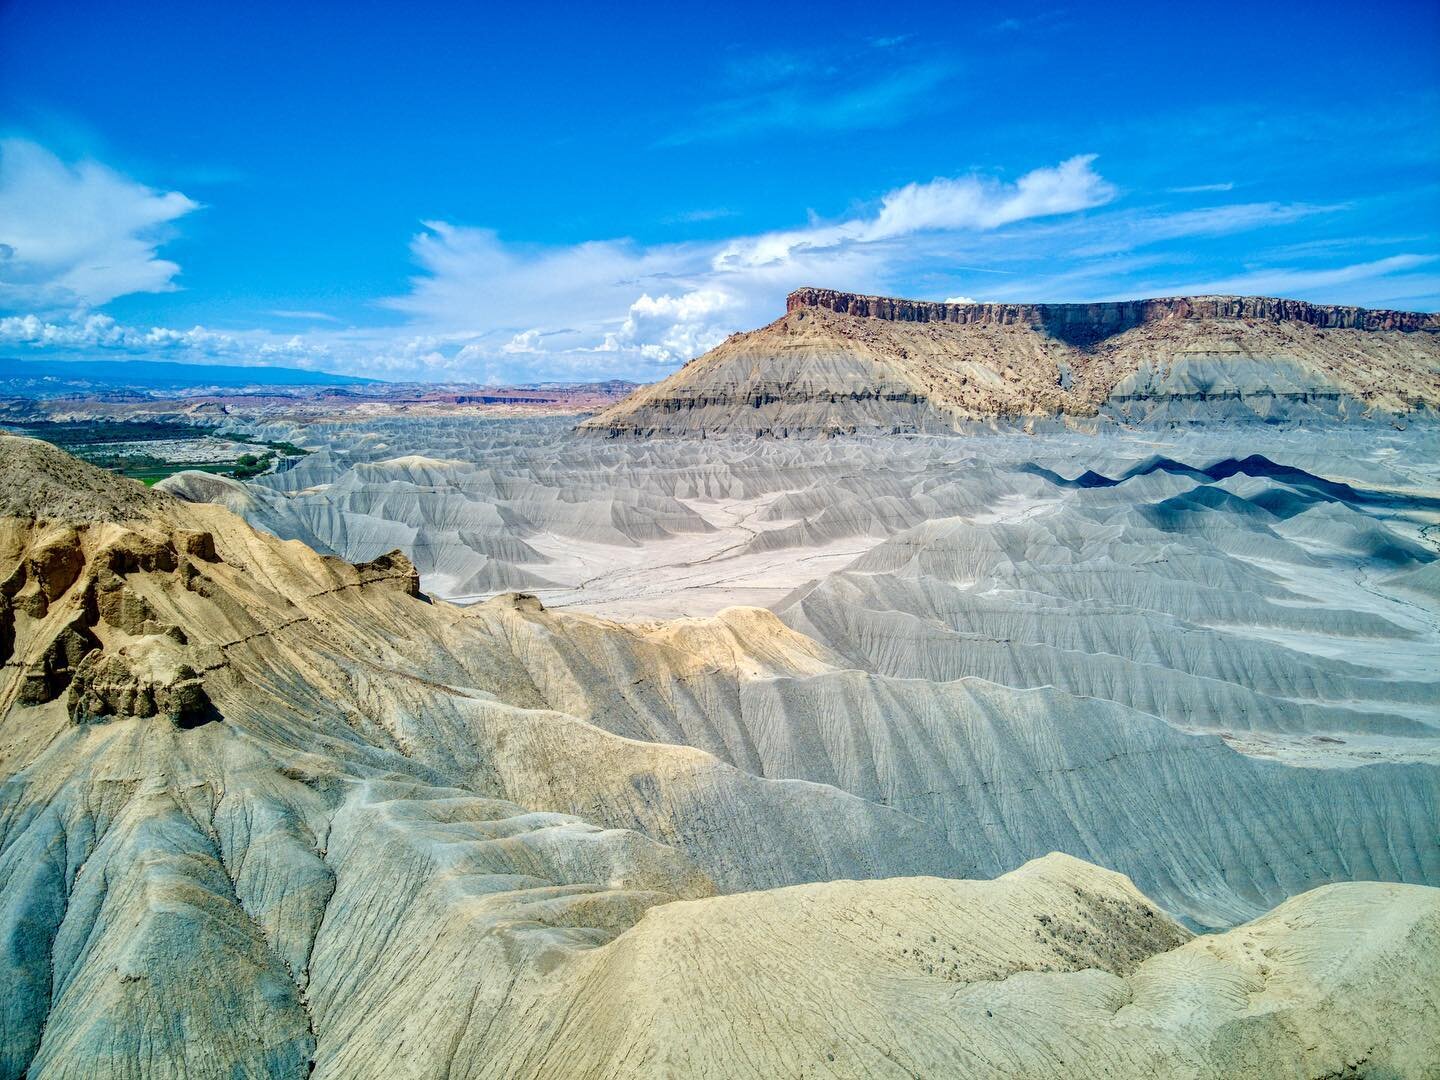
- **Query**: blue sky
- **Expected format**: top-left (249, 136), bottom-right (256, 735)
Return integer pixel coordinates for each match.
top-left (1, 0), bottom-right (1437, 382)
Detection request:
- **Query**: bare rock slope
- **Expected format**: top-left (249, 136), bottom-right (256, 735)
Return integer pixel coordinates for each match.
top-left (580, 289), bottom-right (1440, 436)
top-left (2, 436), bottom-right (1438, 1078)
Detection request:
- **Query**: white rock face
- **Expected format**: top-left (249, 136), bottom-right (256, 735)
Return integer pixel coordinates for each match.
top-left (4, 426), bottom-right (1440, 1077)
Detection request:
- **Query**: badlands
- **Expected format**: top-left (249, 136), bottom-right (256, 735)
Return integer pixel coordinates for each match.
top-left (2, 291), bottom-right (1439, 1077)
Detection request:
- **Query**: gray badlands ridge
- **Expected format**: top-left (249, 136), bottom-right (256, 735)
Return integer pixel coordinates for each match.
top-left (580, 288), bottom-right (1440, 436)
top-left (3, 291), bottom-right (1440, 1078)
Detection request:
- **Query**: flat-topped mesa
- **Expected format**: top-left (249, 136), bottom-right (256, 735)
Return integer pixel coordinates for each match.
top-left (787, 287), bottom-right (1440, 339)
top-left (580, 288), bottom-right (1440, 437)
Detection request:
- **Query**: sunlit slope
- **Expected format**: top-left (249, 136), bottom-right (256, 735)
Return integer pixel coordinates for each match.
top-left (467, 858), bottom-right (1439, 1079)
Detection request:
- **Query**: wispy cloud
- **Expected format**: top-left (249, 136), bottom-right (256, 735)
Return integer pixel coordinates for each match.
top-left (0, 138), bottom-right (199, 312)
top-left (1116, 254), bottom-right (1440, 304)
top-left (1063, 201), bottom-right (1342, 257)
top-left (1168, 182), bottom-right (1236, 194)
top-left (662, 207), bottom-right (740, 225)
top-left (994, 9), bottom-right (1069, 33)
top-left (662, 43), bottom-right (957, 145)
top-left (268, 309), bottom-right (342, 323)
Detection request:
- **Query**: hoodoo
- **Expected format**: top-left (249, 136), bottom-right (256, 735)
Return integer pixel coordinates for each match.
top-left (579, 288), bottom-right (1440, 437)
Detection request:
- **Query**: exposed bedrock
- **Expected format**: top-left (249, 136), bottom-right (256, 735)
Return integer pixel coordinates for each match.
top-left (787, 286), bottom-right (1440, 336)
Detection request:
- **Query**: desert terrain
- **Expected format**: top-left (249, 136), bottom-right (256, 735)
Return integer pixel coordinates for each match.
top-left (2, 292), bottom-right (1438, 1077)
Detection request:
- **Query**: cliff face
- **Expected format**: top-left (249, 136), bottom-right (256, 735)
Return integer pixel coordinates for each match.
top-left (580, 290), bottom-right (1440, 437)
top-left (788, 288), bottom-right (1440, 341)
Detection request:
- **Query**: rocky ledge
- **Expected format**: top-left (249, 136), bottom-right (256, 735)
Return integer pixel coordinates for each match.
top-left (787, 287), bottom-right (1440, 342)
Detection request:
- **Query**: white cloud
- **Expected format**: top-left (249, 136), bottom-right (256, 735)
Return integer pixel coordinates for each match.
top-left (1168, 182), bottom-right (1236, 194)
top-left (0, 139), bottom-right (199, 311)
top-left (600, 289), bottom-right (737, 362)
top-left (500, 329), bottom-right (544, 354)
top-left (0, 311), bottom-right (333, 366)
top-left (869, 155), bottom-right (1116, 236)
top-left (944, 295), bottom-right (977, 304)
top-left (715, 155), bottom-right (1116, 269)
top-left (384, 223), bottom-right (698, 334)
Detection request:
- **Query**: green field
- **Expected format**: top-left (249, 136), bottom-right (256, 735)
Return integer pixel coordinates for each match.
top-left (119, 463), bottom-right (239, 486)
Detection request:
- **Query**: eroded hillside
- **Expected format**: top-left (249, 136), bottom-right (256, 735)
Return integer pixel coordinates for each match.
top-left (3, 432), bottom-right (1439, 1077)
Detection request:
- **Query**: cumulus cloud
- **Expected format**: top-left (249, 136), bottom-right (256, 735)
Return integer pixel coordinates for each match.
top-left (0, 139), bottom-right (199, 311)
top-left (500, 329), bottom-right (545, 354)
top-left (599, 289), bottom-right (737, 362)
top-left (0, 311), bottom-right (333, 366)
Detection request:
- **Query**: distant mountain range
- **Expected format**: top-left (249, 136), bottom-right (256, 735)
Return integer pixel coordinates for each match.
top-left (0, 356), bottom-right (381, 392)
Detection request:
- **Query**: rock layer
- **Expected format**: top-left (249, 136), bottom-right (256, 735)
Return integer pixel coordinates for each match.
top-left (787, 286), bottom-right (1440, 335)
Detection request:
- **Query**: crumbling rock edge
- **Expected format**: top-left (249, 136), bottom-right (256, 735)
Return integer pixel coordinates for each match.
top-left (787, 286), bottom-right (1440, 336)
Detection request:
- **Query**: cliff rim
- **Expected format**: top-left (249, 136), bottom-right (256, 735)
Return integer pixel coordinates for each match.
top-left (786, 287), bottom-right (1440, 343)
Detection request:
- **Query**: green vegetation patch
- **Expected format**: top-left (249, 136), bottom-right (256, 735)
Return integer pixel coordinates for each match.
top-left (1, 419), bottom-right (310, 483)
top-left (1, 419), bottom-right (220, 445)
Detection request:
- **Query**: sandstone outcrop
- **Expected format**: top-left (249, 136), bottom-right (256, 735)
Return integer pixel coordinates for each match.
top-left (67, 648), bottom-right (214, 725)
